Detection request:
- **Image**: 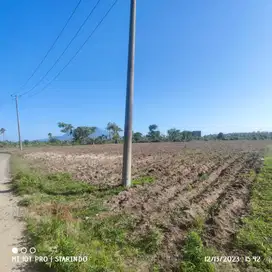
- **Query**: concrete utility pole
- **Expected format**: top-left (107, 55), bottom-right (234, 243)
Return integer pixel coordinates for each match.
top-left (14, 95), bottom-right (23, 151)
top-left (122, 0), bottom-right (136, 187)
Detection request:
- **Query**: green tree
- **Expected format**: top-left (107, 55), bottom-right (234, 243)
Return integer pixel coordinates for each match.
top-left (0, 128), bottom-right (6, 141)
top-left (48, 133), bottom-right (53, 140)
top-left (217, 132), bottom-right (224, 140)
top-left (147, 124), bottom-right (161, 142)
top-left (58, 122), bottom-right (74, 135)
top-left (133, 132), bottom-right (143, 143)
top-left (48, 132), bottom-right (60, 144)
top-left (106, 123), bottom-right (112, 140)
top-left (149, 124), bottom-right (158, 131)
top-left (72, 126), bottom-right (96, 144)
top-left (95, 134), bottom-right (107, 144)
top-left (106, 122), bottom-right (123, 143)
top-left (167, 128), bottom-right (181, 142)
top-left (23, 140), bottom-right (29, 145)
top-left (181, 131), bottom-right (193, 142)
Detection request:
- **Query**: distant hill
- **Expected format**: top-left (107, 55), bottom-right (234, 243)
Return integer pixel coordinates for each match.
top-left (37, 128), bottom-right (108, 142)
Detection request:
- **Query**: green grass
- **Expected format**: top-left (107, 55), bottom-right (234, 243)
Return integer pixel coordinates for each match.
top-left (199, 173), bottom-right (209, 181)
top-left (180, 231), bottom-right (215, 272)
top-left (131, 227), bottom-right (164, 254)
top-left (26, 214), bottom-right (140, 272)
top-left (132, 176), bottom-right (155, 186)
top-left (12, 171), bottom-right (95, 196)
top-left (236, 146), bottom-right (272, 271)
top-left (10, 156), bottom-right (162, 272)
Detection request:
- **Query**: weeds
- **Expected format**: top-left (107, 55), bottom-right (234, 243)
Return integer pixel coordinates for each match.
top-left (132, 176), bottom-right (155, 186)
top-left (11, 156), bottom-right (160, 271)
top-left (192, 215), bottom-right (205, 232)
top-left (132, 227), bottom-right (164, 254)
top-left (180, 231), bottom-right (215, 272)
top-left (199, 173), bottom-right (209, 181)
top-left (236, 147), bottom-right (272, 270)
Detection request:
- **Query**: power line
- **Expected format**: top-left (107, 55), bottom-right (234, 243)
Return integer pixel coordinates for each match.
top-left (27, 0), bottom-right (118, 99)
top-left (19, 0), bottom-right (102, 98)
top-left (20, 0), bottom-right (82, 90)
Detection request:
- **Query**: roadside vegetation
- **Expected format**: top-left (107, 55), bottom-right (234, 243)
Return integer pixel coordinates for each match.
top-left (11, 157), bottom-right (163, 271)
top-left (235, 146), bottom-right (272, 271)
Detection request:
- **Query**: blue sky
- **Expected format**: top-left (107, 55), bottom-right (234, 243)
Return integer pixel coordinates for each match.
top-left (0, 0), bottom-right (272, 141)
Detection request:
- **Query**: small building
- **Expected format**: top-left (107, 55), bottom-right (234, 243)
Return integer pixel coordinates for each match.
top-left (192, 131), bottom-right (201, 138)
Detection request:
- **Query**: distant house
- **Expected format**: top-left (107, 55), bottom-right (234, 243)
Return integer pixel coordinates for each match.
top-left (192, 131), bottom-right (201, 138)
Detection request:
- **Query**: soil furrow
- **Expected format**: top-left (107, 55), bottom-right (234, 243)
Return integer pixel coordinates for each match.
top-left (203, 153), bottom-right (260, 248)
top-left (154, 154), bottom-right (255, 271)
top-left (110, 154), bottom-right (234, 214)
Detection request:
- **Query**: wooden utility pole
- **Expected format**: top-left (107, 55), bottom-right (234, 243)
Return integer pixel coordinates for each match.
top-left (14, 95), bottom-right (23, 151)
top-left (122, 0), bottom-right (136, 187)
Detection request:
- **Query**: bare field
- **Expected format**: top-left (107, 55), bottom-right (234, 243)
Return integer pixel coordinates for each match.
top-left (18, 141), bottom-right (271, 270)
top-left (20, 141), bottom-right (269, 185)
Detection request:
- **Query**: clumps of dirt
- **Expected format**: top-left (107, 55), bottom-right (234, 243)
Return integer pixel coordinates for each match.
top-left (108, 152), bottom-right (263, 270)
top-left (20, 142), bottom-right (268, 270)
top-left (203, 153), bottom-right (261, 248)
top-left (24, 152), bottom-right (122, 162)
top-left (22, 146), bottom-right (226, 187)
top-left (23, 151), bottom-right (124, 185)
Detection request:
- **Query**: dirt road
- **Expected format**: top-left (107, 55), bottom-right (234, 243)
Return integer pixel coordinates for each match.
top-left (0, 154), bottom-right (25, 271)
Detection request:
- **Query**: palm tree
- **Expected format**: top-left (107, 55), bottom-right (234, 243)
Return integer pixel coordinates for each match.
top-left (0, 128), bottom-right (6, 141)
top-left (48, 133), bottom-right (53, 142)
top-left (106, 122), bottom-right (114, 140)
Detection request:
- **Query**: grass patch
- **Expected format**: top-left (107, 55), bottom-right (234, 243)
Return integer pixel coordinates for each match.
top-left (132, 176), bottom-right (155, 186)
top-left (26, 215), bottom-right (139, 272)
top-left (10, 156), bottom-right (162, 271)
top-left (236, 146), bottom-right (272, 270)
top-left (12, 171), bottom-right (94, 196)
top-left (180, 230), bottom-right (240, 272)
top-left (192, 215), bottom-right (205, 232)
top-left (199, 173), bottom-right (209, 181)
top-left (132, 227), bottom-right (164, 254)
top-left (180, 231), bottom-right (215, 272)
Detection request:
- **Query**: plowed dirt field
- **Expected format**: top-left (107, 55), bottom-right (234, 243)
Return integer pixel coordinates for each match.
top-left (18, 141), bottom-right (271, 271)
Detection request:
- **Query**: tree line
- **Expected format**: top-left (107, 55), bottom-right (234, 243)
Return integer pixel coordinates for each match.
top-left (46, 124), bottom-right (272, 144)
top-left (1, 123), bottom-right (272, 147)
top-left (203, 131), bottom-right (272, 141)
top-left (47, 122), bottom-right (124, 145)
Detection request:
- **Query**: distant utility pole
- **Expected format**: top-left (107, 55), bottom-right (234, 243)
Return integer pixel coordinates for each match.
top-left (122, 0), bottom-right (136, 187)
top-left (13, 95), bottom-right (23, 151)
